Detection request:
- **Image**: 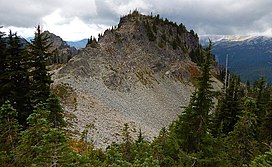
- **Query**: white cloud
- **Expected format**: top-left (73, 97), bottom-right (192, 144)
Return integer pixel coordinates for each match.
top-left (1, 0), bottom-right (272, 40)
top-left (42, 9), bottom-right (109, 41)
top-left (1, 26), bottom-right (36, 38)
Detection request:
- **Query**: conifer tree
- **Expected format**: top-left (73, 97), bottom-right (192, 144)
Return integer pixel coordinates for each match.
top-left (253, 77), bottom-right (270, 120)
top-left (0, 101), bottom-right (20, 166)
top-left (15, 104), bottom-right (52, 166)
top-left (121, 123), bottom-right (133, 162)
top-left (15, 103), bottom-right (74, 167)
top-left (170, 42), bottom-right (214, 153)
top-left (46, 93), bottom-right (66, 128)
top-left (27, 25), bottom-right (53, 105)
top-left (5, 31), bottom-right (32, 125)
top-left (253, 78), bottom-right (272, 151)
top-left (211, 75), bottom-right (244, 136)
top-left (227, 98), bottom-right (259, 166)
top-left (0, 29), bottom-right (8, 105)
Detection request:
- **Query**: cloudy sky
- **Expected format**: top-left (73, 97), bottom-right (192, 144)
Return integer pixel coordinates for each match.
top-left (1, 0), bottom-right (272, 41)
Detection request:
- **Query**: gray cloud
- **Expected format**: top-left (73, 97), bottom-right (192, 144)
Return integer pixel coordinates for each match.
top-left (0, 0), bottom-right (96, 27)
top-left (1, 0), bottom-right (272, 40)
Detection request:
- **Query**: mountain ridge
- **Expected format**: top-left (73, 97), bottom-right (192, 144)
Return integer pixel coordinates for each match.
top-left (52, 11), bottom-right (222, 148)
top-left (200, 35), bottom-right (272, 83)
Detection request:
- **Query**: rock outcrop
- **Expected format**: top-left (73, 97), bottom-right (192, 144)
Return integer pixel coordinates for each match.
top-left (44, 31), bottom-right (78, 64)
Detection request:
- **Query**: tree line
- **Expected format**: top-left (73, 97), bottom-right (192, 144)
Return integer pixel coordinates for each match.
top-left (0, 26), bottom-right (272, 166)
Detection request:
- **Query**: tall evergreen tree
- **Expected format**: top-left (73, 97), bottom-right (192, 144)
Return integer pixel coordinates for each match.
top-left (0, 29), bottom-right (7, 105)
top-left (252, 78), bottom-right (272, 151)
top-left (0, 30), bottom-right (33, 126)
top-left (227, 98), bottom-right (259, 166)
top-left (170, 42), bottom-right (214, 153)
top-left (211, 75), bottom-right (244, 136)
top-left (253, 77), bottom-right (270, 120)
top-left (27, 25), bottom-right (54, 105)
top-left (5, 31), bottom-right (32, 125)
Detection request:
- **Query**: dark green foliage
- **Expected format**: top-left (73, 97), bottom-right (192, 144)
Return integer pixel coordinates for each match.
top-left (227, 98), bottom-right (259, 166)
top-left (151, 128), bottom-right (178, 166)
top-left (27, 26), bottom-right (53, 105)
top-left (0, 31), bottom-right (32, 126)
top-left (46, 93), bottom-right (66, 128)
top-left (178, 23), bottom-right (186, 34)
top-left (170, 43), bottom-right (214, 153)
top-left (189, 44), bottom-right (204, 65)
top-left (144, 21), bottom-right (156, 41)
top-left (252, 78), bottom-right (272, 151)
top-left (121, 123), bottom-right (133, 162)
top-left (15, 103), bottom-right (77, 167)
top-left (87, 36), bottom-right (98, 48)
top-left (0, 29), bottom-right (7, 104)
top-left (250, 150), bottom-right (272, 167)
top-left (211, 75), bottom-right (244, 137)
top-left (0, 101), bottom-right (20, 166)
top-left (15, 104), bottom-right (52, 166)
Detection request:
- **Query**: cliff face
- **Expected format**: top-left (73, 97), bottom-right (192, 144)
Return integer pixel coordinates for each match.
top-left (53, 12), bottom-right (222, 148)
top-left (44, 31), bottom-right (78, 64)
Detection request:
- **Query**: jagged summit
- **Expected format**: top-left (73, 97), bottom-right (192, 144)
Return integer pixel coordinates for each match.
top-left (53, 12), bottom-right (222, 148)
top-left (98, 11), bottom-right (198, 50)
top-left (43, 31), bottom-right (78, 64)
top-left (59, 11), bottom-right (202, 90)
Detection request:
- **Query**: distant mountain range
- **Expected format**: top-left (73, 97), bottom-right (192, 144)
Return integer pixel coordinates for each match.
top-left (26, 37), bottom-right (87, 49)
top-left (67, 39), bottom-right (88, 49)
top-left (200, 35), bottom-right (272, 83)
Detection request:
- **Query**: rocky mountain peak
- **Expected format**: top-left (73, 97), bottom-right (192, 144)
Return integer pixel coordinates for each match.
top-left (53, 12), bottom-right (222, 148)
top-left (59, 11), bottom-right (202, 90)
top-left (43, 31), bottom-right (78, 64)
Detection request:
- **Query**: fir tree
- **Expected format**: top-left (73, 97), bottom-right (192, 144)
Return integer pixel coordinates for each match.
top-left (253, 77), bottom-right (270, 120)
top-left (0, 101), bottom-right (20, 166)
top-left (5, 31), bottom-right (32, 125)
top-left (27, 25), bottom-right (53, 105)
top-left (211, 75), bottom-right (244, 136)
top-left (0, 29), bottom-right (7, 105)
top-left (121, 123), bottom-right (133, 162)
top-left (227, 98), bottom-right (259, 166)
top-left (15, 103), bottom-right (74, 167)
top-left (46, 93), bottom-right (66, 128)
top-left (170, 42), bottom-right (214, 153)
top-left (15, 104), bottom-right (50, 166)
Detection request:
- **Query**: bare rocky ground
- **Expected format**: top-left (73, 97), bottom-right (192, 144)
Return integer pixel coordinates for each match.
top-left (53, 69), bottom-right (221, 149)
top-left (53, 73), bottom-right (194, 148)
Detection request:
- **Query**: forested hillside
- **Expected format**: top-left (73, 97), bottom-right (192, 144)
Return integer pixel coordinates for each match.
top-left (1, 13), bottom-right (272, 166)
